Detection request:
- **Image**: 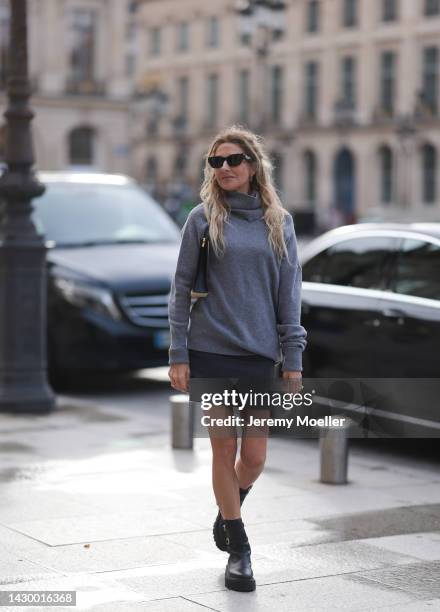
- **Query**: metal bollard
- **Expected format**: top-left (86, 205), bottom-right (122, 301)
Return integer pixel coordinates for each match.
top-left (170, 394), bottom-right (194, 449)
top-left (319, 415), bottom-right (352, 484)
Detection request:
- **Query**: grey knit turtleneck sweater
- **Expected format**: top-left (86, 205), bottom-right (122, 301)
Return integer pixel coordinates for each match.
top-left (168, 189), bottom-right (307, 371)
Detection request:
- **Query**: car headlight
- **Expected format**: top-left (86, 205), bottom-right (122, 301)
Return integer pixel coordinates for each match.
top-left (53, 278), bottom-right (121, 321)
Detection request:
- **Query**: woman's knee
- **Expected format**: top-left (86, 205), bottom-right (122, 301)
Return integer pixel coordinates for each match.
top-left (240, 446), bottom-right (266, 471)
top-left (211, 437), bottom-right (237, 466)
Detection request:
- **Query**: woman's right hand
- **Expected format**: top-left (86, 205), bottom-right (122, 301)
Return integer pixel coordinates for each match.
top-left (168, 363), bottom-right (190, 393)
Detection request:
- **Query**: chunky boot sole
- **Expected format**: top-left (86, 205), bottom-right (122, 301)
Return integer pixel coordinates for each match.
top-left (213, 512), bottom-right (228, 552)
top-left (225, 571), bottom-right (256, 592)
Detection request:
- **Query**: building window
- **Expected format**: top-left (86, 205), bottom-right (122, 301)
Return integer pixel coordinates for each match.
top-left (128, 1), bottom-right (138, 14)
top-left (379, 146), bottom-right (393, 204)
top-left (238, 27), bottom-right (252, 47)
top-left (304, 60), bottom-right (319, 120)
top-left (422, 46), bottom-right (438, 114)
top-left (69, 127), bottom-right (94, 166)
top-left (150, 27), bottom-right (161, 56)
top-left (271, 65), bottom-right (283, 125)
top-left (304, 150), bottom-right (317, 205)
top-left (380, 51), bottom-right (396, 115)
top-left (174, 151), bottom-right (187, 178)
top-left (343, 0), bottom-right (358, 27)
top-left (383, 0), bottom-right (398, 21)
top-left (125, 21), bottom-right (137, 76)
top-left (307, 1), bottom-right (320, 33)
top-left (146, 115), bottom-right (158, 137)
top-left (177, 22), bottom-right (189, 52)
top-left (206, 16), bottom-right (220, 48)
top-left (0, 3), bottom-right (9, 89)
top-left (425, 0), bottom-right (440, 16)
top-left (422, 144), bottom-right (437, 204)
top-left (341, 56), bottom-right (357, 108)
top-left (206, 74), bottom-right (218, 128)
top-left (67, 8), bottom-right (97, 86)
top-left (176, 76), bottom-right (189, 127)
top-left (238, 69), bottom-right (250, 124)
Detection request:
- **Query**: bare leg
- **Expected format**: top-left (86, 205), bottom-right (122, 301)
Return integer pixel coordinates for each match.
top-left (207, 405), bottom-right (241, 519)
top-left (235, 409), bottom-right (269, 490)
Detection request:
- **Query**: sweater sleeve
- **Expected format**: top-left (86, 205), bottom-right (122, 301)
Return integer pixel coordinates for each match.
top-left (168, 209), bottom-right (202, 365)
top-left (276, 216), bottom-right (308, 372)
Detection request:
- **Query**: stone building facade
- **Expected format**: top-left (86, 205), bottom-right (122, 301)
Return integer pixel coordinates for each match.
top-left (134, 0), bottom-right (440, 227)
top-left (0, 0), bottom-right (135, 175)
top-left (1, 0), bottom-right (440, 227)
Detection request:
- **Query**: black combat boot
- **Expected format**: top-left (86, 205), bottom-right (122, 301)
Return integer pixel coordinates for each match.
top-left (223, 518), bottom-right (256, 592)
top-left (213, 485), bottom-right (253, 552)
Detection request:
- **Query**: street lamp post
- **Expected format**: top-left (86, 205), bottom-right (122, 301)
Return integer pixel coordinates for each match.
top-left (235, 0), bottom-right (286, 132)
top-left (0, 0), bottom-right (55, 414)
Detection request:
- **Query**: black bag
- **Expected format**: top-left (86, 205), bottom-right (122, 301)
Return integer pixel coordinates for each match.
top-left (191, 223), bottom-right (209, 298)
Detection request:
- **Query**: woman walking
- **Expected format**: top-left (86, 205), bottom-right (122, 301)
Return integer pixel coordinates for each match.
top-left (168, 125), bottom-right (307, 592)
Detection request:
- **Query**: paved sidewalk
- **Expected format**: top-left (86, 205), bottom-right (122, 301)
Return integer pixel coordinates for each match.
top-left (0, 383), bottom-right (439, 612)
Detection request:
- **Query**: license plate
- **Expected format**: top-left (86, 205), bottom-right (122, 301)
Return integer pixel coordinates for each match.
top-left (154, 330), bottom-right (170, 349)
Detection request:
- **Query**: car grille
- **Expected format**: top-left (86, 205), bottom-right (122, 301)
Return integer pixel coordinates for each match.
top-left (119, 293), bottom-right (170, 328)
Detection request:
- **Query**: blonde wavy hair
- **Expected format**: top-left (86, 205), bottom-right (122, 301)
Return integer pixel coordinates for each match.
top-left (200, 125), bottom-right (292, 265)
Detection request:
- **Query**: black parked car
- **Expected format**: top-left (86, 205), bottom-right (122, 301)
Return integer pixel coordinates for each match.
top-left (295, 222), bottom-right (440, 436)
top-left (32, 172), bottom-right (181, 383)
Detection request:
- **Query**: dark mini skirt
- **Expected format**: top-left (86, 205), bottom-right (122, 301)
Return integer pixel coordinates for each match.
top-left (189, 348), bottom-right (276, 379)
top-left (189, 348), bottom-right (278, 412)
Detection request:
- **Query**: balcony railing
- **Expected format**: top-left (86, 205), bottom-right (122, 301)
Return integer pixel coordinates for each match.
top-left (65, 78), bottom-right (106, 96)
top-left (372, 105), bottom-right (395, 122)
top-left (333, 99), bottom-right (357, 126)
top-left (414, 90), bottom-right (438, 120)
top-left (298, 110), bottom-right (319, 127)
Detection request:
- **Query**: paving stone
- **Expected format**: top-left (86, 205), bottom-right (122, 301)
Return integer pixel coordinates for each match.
top-left (311, 505), bottom-right (440, 541)
top-left (0, 550), bottom-right (63, 586)
top-left (365, 599), bottom-right (440, 611)
top-left (1, 596), bottom-right (217, 612)
top-left (15, 535), bottom-right (202, 574)
top-left (362, 532), bottom-right (440, 562)
top-left (378, 484), bottom-right (440, 506)
top-left (0, 488), bottom-right (98, 522)
top-left (107, 556), bottom-right (228, 600)
top-left (5, 510), bottom-right (202, 546)
top-left (188, 572), bottom-right (417, 611)
top-left (239, 489), bottom-right (408, 524)
top-left (116, 597), bottom-right (220, 612)
top-left (354, 560), bottom-right (440, 600)
top-left (0, 573), bottom-right (145, 610)
top-left (254, 539), bottom-right (418, 576)
top-left (110, 547), bottom-right (415, 602)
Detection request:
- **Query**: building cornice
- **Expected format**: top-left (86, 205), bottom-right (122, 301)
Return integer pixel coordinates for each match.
top-left (0, 92), bottom-right (130, 112)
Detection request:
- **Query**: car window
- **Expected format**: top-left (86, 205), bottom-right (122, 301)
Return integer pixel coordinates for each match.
top-left (392, 238), bottom-right (440, 301)
top-left (31, 182), bottom-right (181, 246)
top-left (302, 248), bottom-right (327, 283)
top-left (302, 236), bottom-right (397, 290)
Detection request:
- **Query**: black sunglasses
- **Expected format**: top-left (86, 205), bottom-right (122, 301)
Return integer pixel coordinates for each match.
top-left (208, 153), bottom-right (254, 169)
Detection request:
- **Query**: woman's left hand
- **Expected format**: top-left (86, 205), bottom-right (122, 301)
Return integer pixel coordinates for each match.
top-left (281, 370), bottom-right (303, 393)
